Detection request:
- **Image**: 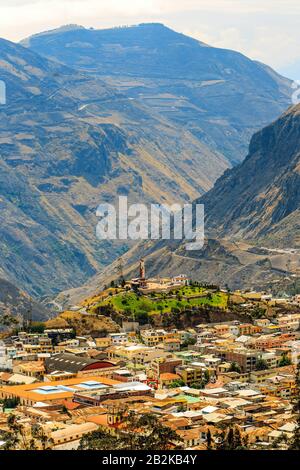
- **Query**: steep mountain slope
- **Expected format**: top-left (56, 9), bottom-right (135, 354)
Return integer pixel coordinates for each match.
top-left (58, 104), bottom-right (300, 305)
top-left (0, 37), bottom-right (227, 297)
top-left (22, 23), bottom-right (292, 164)
top-left (0, 278), bottom-right (50, 322)
top-left (0, 23), bottom-right (294, 304)
top-left (199, 104), bottom-right (300, 245)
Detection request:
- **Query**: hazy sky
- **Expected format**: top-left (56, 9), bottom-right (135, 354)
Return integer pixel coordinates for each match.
top-left (1, 0), bottom-right (300, 79)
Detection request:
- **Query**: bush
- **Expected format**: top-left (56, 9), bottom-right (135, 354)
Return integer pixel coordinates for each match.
top-left (3, 397), bottom-right (20, 410)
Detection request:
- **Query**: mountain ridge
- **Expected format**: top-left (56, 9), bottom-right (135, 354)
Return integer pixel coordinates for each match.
top-left (56, 104), bottom-right (300, 306)
top-left (0, 35), bottom-right (227, 297)
top-left (0, 23), bottom-right (295, 304)
top-left (21, 22), bottom-right (292, 165)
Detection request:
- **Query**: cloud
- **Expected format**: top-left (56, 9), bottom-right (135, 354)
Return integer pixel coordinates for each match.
top-left (188, 24), bottom-right (299, 70)
top-left (6, 0), bottom-right (300, 14)
top-left (0, 0), bottom-right (299, 76)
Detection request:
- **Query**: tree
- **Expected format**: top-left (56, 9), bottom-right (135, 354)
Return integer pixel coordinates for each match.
top-left (229, 362), bottom-right (241, 373)
top-left (182, 337), bottom-right (197, 348)
top-left (206, 429), bottom-right (212, 450)
top-left (31, 424), bottom-right (54, 450)
top-left (278, 354), bottom-right (292, 367)
top-left (289, 362), bottom-right (300, 450)
top-left (177, 404), bottom-right (186, 412)
top-left (272, 432), bottom-right (289, 449)
top-left (0, 314), bottom-right (19, 329)
top-left (2, 414), bottom-right (34, 450)
top-left (78, 428), bottom-right (117, 450)
top-left (256, 358), bottom-right (269, 371)
top-left (27, 322), bottom-right (45, 334)
top-left (78, 412), bottom-right (182, 450)
top-left (190, 381), bottom-right (206, 389)
top-left (204, 369), bottom-right (210, 385)
top-left (3, 397), bottom-right (19, 410)
top-left (168, 379), bottom-right (185, 388)
top-left (2, 415), bottom-right (53, 450)
top-left (216, 424), bottom-right (248, 450)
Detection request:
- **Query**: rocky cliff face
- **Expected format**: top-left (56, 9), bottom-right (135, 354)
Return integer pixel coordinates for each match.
top-left (200, 104), bottom-right (300, 245)
top-left (0, 23), bottom-right (294, 302)
top-left (59, 105), bottom-right (300, 304)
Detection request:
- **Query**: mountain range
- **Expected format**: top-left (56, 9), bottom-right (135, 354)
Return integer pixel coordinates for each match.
top-left (57, 104), bottom-right (300, 307)
top-left (22, 23), bottom-right (292, 165)
top-left (0, 23), bottom-right (295, 313)
top-left (0, 32), bottom-right (227, 298)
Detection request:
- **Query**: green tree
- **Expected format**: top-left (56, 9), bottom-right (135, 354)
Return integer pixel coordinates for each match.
top-left (2, 414), bottom-right (35, 450)
top-left (31, 423), bottom-right (54, 450)
top-left (256, 358), bottom-right (269, 371)
top-left (204, 369), bottom-right (210, 384)
top-left (177, 404), bottom-right (186, 412)
top-left (78, 412), bottom-right (182, 450)
top-left (190, 381), bottom-right (206, 389)
top-left (78, 427), bottom-right (117, 450)
top-left (27, 322), bottom-right (45, 334)
top-left (168, 379), bottom-right (185, 388)
top-left (2, 415), bottom-right (54, 450)
top-left (0, 314), bottom-right (19, 328)
top-left (3, 397), bottom-right (20, 410)
top-left (182, 337), bottom-right (197, 348)
top-left (229, 362), bottom-right (241, 373)
top-left (216, 425), bottom-right (248, 450)
top-left (278, 354), bottom-right (292, 367)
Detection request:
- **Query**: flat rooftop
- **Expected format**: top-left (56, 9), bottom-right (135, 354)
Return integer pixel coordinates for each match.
top-left (0, 376), bottom-right (119, 403)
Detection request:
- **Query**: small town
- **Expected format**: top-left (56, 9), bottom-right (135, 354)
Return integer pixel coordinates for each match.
top-left (0, 259), bottom-right (300, 451)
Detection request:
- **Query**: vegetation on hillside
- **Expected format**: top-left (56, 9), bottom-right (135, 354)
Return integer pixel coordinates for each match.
top-left (89, 286), bottom-right (228, 324)
top-left (78, 412), bottom-right (182, 450)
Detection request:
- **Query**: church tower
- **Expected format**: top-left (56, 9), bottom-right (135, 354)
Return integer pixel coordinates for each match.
top-left (139, 258), bottom-right (145, 280)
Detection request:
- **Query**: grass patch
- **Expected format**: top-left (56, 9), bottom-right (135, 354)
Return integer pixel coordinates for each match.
top-left (93, 286), bottom-right (227, 316)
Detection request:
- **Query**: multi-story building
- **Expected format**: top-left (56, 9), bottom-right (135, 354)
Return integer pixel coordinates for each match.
top-left (238, 324), bottom-right (261, 336)
top-left (13, 361), bottom-right (45, 381)
top-left (141, 329), bottom-right (168, 347)
top-left (223, 350), bottom-right (258, 373)
top-left (107, 343), bottom-right (171, 366)
top-left (108, 333), bottom-right (128, 345)
top-left (253, 333), bottom-right (297, 350)
top-left (95, 337), bottom-right (112, 349)
top-left (163, 338), bottom-right (181, 352)
top-left (176, 364), bottom-right (211, 386)
top-left (151, 357), bottom-right (183, 378)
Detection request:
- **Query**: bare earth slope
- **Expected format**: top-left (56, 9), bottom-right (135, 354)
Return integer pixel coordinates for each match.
top-left (0, 37), bottom-right (226, 297)
top-left (58, 105), bottom-right (300, 305)
top-left (22, 23), bottom-right (292, 165)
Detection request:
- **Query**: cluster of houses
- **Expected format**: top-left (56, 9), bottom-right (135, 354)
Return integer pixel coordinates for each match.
top-left (0, 307), bottom-right (299, 449)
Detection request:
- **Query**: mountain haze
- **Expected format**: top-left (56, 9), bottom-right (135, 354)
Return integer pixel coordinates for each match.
top-left (22, 23), bottom-right (292, 164)
top-left (0, 23), bottom-right (295, 303)
top-left (0, 37), bottom-right (226, 297)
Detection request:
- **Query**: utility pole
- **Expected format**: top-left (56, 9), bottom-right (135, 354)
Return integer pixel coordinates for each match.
top-left (23, 299), bottom-right (33, 332)
top-left (117, 257), bottom-right (124, 284)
